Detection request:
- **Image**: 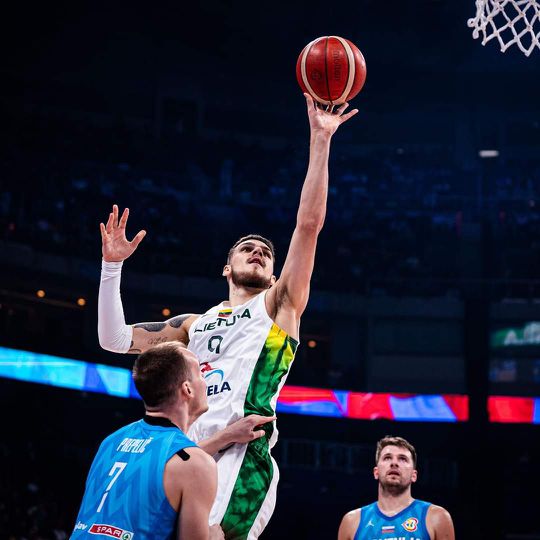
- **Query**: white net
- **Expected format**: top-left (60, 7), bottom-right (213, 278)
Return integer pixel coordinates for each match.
top-left (468, 0), bottom-right (540, 56)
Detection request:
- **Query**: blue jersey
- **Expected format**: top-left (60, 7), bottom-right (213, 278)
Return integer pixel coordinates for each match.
top-left (354, 499), bottom-right (432, 540)
top-left (72, 416), bottom-right (197, 540)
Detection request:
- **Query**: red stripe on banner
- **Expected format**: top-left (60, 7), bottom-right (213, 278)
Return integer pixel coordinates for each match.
top-left (278, 385), bottom-right (338, 403)
top-left (488, 396), bottom-right (535, 423)
top-left (347, 392), bottom-right (395, 420)
top-left (443, 395), bottom-right (469, 421)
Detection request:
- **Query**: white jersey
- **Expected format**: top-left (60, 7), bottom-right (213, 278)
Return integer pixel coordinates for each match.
top-left (187, 290), bottom-right (298, 446)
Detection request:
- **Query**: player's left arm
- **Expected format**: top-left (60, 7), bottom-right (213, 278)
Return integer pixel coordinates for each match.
top-left (267, 94), bottom-right (358, 334)
top-left (426, 505), bottom-right (455, 540)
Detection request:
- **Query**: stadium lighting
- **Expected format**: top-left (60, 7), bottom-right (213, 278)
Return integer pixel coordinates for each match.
top-left (479, 149), bottom-right (499, 158)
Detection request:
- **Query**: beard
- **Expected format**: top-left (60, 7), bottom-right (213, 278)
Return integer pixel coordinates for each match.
top-left (230, 267), bottom-right (272, 290)
top-left (379, 476), bottom-right (410, 496)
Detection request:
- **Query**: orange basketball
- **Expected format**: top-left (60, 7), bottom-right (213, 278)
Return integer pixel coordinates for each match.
top-left (296, 36), bottom-right (366, 106)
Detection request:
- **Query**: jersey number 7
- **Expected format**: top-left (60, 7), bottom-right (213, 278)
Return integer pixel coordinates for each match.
top-left (97, 461), bottom-right (128, 513)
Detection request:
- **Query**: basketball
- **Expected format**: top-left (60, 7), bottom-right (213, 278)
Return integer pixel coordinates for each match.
top-left (296, 36), bottom-right (367, 106)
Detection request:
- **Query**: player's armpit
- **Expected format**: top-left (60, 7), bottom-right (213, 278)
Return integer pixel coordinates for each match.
top-left (337, 509), bottom-right (361, 540)
top-left (128, 313), bottom-right (198, 354)
top-left (427, 505), bottom-right (455, 540)
top-left (171, 448), bottom-right (218, 540)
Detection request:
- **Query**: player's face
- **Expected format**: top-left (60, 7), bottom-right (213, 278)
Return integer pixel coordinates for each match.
top-left (224, 240), bottom-right (276, 290)
top-left (374, 445), bottom-right (417, 493)
top-left (185, 352), bottom-right (209, 417)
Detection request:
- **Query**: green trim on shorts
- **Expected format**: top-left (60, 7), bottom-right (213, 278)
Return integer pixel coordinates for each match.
top-left (220, 441), bottom-right (273, 539)
top-left (221, 323), bottom-right (297, 539)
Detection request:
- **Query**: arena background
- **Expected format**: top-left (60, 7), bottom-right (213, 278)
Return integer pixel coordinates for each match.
top-left (1, 1), bottom-right (540, 538)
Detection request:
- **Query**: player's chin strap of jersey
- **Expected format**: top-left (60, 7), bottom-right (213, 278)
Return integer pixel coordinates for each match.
top-left (98, 259), bottom-right (134, 353)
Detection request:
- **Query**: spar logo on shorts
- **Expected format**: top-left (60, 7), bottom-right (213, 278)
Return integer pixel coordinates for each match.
top-left (201, 362), bottom-right (232, 396)
top-left (402, 517), bottom-right (419, 532)
top-left (89, 524), bottom-right (133, 540)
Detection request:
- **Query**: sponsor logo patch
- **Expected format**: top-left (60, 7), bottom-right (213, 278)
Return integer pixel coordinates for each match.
top-left (89, 524), bottom-right (133, 540)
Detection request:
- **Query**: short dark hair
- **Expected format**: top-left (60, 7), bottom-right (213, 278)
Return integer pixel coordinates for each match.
top-left (376, 436), bottom-right (417, 468)
top-left (133, 343), bottom-right (192, 408)
top-left (227, 234), bottom-right (275, 263)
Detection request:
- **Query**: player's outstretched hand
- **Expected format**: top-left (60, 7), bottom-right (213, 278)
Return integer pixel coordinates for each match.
top-left (304, 92), bottom-right (358, 136)
top-left (224, 414), bottom-right (277, 444)
top-left (100, 204), bottom-right (146, 262)
top-left (209, 525), bottom-right (225, 540)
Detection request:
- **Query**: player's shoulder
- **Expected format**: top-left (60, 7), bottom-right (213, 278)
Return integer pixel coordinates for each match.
top-left (343, 508), bottom-right (361, 520)
top-left (341, 508), bottom-right (361, 529)
top-left (166, 446), bottom-right (216, 475)
top-left (339, 508), bottom-right (361, 539)
top-left (426, 504), bottom-right (453, 524)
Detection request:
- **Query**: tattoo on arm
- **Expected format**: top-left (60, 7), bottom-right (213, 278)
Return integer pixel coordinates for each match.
top-left (167, 314), bottom-right (192, 329)
top-left (133, 322), bottom-right (167, 332)
top-left (147, 336), bottom-right (168, 346)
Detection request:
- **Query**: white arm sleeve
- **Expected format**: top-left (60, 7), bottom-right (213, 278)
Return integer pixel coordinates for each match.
top-left (98, 260), bottom-right (133, 353)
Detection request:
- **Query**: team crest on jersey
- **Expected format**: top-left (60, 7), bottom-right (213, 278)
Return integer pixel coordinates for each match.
top-left (89, 524), bottom-right (133, 539)
top-left (402, 517), bottom-right (418, 532)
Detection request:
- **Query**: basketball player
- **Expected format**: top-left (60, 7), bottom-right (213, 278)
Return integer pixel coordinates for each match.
top-left (337, 436), bottom-right (455, 540)
top-left (97, 93), bottom-right (358, 539)
top-left (72, 342), bottom-right (224, 540)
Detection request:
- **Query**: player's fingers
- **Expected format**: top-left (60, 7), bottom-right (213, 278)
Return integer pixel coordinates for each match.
top-left (119, 207), bottom-right (129, 229)
top-left (249, 414), bottom-right (276, 425)
top-left (130, 230), bottom-right (146, 248)
top-left (252, 430), bottom-right (266, 440)
top-left (99, 223), bottom-right (108, 241)
top-left (336, 102), bottom-right (350, 116)
top-left (340, 109), bottom-right (359, 123)
top-left (304, 92), bottom-right (316, 112)
top-left (105, 212), bottom-right (114, 233)
top-left (112, 204), bottom-right (119, 228)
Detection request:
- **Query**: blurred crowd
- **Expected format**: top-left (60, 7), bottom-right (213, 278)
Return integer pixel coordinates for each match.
top-left (2, 108), bottom-right (540, 293)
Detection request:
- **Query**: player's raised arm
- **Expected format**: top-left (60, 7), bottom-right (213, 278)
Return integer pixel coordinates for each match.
top-left (98, 204), bottom-right (197, 354)
top-left (268, 94), bottom-right (358, 327)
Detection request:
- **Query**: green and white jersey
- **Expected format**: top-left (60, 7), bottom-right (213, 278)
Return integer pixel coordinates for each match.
top-left (187, 290), bottom-right (298, 538)
top-left (187, 290), bottom-right (298, 447)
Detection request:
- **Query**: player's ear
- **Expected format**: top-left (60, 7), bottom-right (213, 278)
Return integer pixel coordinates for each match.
top-left (411, 469), bottom-right (418, 483)
top-left (269, 275), bottom-right (276, 287)
top-left (223, 265), bottom-right (231, 277)
top-left (181, 380), bottom-right (193, 398)
top-left (373, 466), bottom-right (379, 480)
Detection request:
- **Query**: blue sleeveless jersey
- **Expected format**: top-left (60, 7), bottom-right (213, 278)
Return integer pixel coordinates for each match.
top-left (72, 417), bottom-right (197, 540)
top-left (354, 500), bottom-right (432, 540)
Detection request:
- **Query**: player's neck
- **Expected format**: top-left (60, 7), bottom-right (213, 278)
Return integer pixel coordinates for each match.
top-left (145, 409), bottom-right (189, 434)
top-left (227, 283), bottom-right (264, 307)
top-left (377, 486), bottom-right (414, 516)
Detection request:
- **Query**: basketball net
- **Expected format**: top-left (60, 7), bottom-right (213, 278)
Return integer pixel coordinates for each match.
top-left (468, 0), bottom-right (540, 56)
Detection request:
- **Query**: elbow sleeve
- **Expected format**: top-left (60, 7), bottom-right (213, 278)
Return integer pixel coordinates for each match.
top-left (98, 260), bottom-right (134, 353)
